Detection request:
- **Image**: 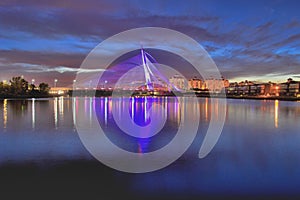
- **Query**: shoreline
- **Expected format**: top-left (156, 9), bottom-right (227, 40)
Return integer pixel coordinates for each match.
top-left (195, 94), bottom-right (300, 101)
top-left (224, 95), bottom-right (300, 101)
top-left (1, 94), bottom-right (299, 102)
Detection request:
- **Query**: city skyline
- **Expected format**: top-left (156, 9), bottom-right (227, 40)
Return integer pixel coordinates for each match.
top-left (0, 0), bottom-right (300, 86)
top-left (0, 71), bottom-right (299, 88)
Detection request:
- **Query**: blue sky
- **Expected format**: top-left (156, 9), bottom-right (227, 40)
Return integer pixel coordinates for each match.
top-left (0, 0), bottom-right (300, 86)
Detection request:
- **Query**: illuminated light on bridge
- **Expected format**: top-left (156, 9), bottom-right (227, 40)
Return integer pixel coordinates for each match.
top-left (100, 48), bottom-right (179, 93)
top-left (49, 87), bottom-right (71, 95)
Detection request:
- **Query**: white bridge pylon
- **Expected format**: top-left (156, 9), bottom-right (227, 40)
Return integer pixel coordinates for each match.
top-left (140, 48), bottom-right (179, 91)
top-left (141, 48), bottom-right (153, 90)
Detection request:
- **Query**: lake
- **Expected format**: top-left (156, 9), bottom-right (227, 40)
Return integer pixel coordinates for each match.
top-left (0, 97), bottom-right (300, 199)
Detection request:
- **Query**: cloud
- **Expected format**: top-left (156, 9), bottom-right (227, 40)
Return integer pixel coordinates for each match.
top-left (292, 75), bottom-right (300, 79)
top-left (0, 1), bottom-right (221, 41)
top-left (4, 63), bottom-right (106, 74)
top-left (0, 50), bottom-right (85, 67)
top-left (0, 0), bottom-right (300, 84)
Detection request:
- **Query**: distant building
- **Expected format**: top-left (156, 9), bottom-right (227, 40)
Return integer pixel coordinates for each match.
top-left (238, 80), bottom-right (254, 86)
top-left (49, 87), bottom-right (71, 95)
top-left (187, 76), bottom-right (229, 93)
top-left (169, 74), bottom-right (186, 90)
top-left (278, 78), bottom-right (300, 96)
top-left (188, 77), bottom-right (202, 90)
top-left (259, 83), bottom-right (273, 96)
top-left (226, 81), bottom-right (276, 96)
top-left (204, 77), bottom-right (227, 93)
top-left (222, 77), bottom-right (230, 88)
top-left (226, 82), bottom-right (239, 95)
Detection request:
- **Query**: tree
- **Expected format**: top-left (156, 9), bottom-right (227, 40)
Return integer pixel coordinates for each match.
top-left (39, 83), bottom-right (50, 94)
top-left (0, 82), bottom-right (7, 95)
top-left (9, 76), bottom-right (28, 96)
top-left (30, 84), bottom-right (36, 91)
top-left (29, 84), bottom-right (37, 95)
top-left (0, 82), bottom-right (3, 94)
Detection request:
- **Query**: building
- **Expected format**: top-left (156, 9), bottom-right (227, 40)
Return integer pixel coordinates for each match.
top-left (226, 82), bottom-right (276, 96)
top-left (49, 87), bottom-right (71, 95)
top-left (221, 78), bottom-right (300, 97)
top-left (238, 80), bottom-right (254, 87)
top-left (169, 74), bottom-right (186, 90)
top-left (204, 78), bottom-right (226, 93)
top-left (188, 77), bottom-right (202, 90)
top-left (222, 77), bottom-right (230, 88)
top-left (288, 79), bottom-right (300, 96)
top-left (226, 82), bottom-right (239, 95)
top-left (278, 78), bottom-right (300, 96)
top-left (187, 76), bottom-right (229, 93)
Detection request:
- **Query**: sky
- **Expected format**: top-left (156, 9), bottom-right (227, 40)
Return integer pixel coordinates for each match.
top-left (0, 0), bottom-right (300, 87)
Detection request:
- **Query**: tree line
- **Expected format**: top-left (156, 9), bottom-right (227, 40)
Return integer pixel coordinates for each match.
top-left (0, 76), bottom-right (50, 97)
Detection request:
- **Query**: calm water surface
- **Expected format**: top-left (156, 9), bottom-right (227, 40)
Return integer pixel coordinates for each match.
top-left (0, 97), bottom-right (300, 198)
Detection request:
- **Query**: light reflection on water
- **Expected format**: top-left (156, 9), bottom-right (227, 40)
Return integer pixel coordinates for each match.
top-left (54, 97), bottom-right (58, 129)
top-left (1, 97), bottom-right (300, 195)
top-left (3, 99), bottom-right (7, 130)
top-left (31, 98), bottom-right (35, 129)
top-left (1, 97), bottom-right (300, 147)
top-left (275, 100), bottom-right (279, 128)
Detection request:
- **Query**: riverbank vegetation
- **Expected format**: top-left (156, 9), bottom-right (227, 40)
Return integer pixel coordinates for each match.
top-left (0, 76), bottom-right (51, 98)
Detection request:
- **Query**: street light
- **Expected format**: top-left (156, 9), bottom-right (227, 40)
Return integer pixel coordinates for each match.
top-left (54, 79), bottom-right (58, 87)
top-left (104, 80), bottom-right (108, 90)
top-left (72, 80), bottom-right (77, 91)
top-left (31, 79), bottom-right (35, 85)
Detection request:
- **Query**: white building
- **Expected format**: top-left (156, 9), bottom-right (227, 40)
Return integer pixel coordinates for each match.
top-left (169, 74), bottom-right (186, 90)
top-left (188, 77), bottom-right (203, 90)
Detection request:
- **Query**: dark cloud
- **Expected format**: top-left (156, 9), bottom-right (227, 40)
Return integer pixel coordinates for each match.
top-left (216, 51), bottom-right (300, 80)
top-left (0, 0), bottom-right (300, 84)
top-left (0, 5), bottom-right (220, 41)
top-left (286, 20), bottom-right (300, 29)
top-left (0, 50), bottom-right (85, 67)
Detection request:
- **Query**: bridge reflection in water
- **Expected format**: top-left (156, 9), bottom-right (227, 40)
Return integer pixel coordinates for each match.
top-left (74, 96), bottom-right (199, 154)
